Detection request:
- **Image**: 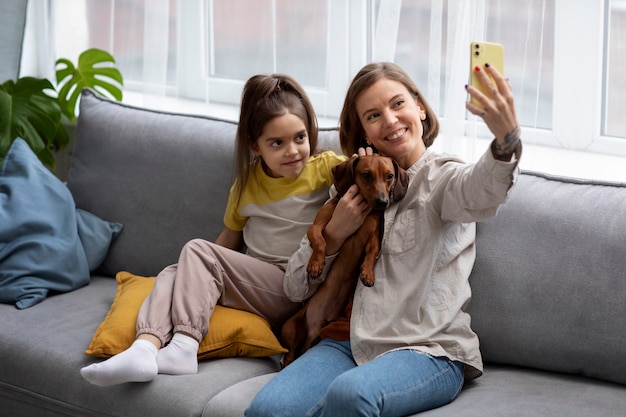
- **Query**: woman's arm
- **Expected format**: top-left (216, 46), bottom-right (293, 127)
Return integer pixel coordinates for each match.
top-left (283, 183), bottom-right (370, 301)
top-left (215, 227), bottom-right (244, 251)
top-left (321, 184), bottom-right (371, 255)
top-left (465, 64), bottom-right (521, 161)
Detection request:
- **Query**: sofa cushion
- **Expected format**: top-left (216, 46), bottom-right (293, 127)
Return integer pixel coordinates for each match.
top-left (0, 139), bottom-right (122, 309)
top-left (86, 271), bottom-right (286, 359)
top-left (67, 89), bottom-right (239, 277)
top-left (204, 365), bottom-right (626, 417)
top-left (469, 171), bottom-right (626, 385)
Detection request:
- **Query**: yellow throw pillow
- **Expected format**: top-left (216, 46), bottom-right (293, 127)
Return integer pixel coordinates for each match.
top-left (85, 271), bottom-right (287, 359)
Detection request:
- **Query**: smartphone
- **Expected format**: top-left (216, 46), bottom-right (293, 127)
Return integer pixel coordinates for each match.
top-left (469, 41), bottom-right (504, 108)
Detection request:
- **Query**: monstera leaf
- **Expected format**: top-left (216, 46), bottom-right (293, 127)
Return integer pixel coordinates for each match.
top-left (56, 48), bottom-right (123, 121)
top-left (0, 48), bottom-right (122, 169)
top-left (0, 77), bottom-right (69, 169)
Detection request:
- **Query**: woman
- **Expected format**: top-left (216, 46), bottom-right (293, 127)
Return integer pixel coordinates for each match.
top-left (246, 62), bottom-right (521, 416)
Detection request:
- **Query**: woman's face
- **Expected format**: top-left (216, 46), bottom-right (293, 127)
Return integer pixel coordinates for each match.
top-left (355, 77), bottom-right (427, 169)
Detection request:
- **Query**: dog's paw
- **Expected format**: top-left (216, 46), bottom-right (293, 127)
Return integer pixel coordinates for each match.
top-left (280, 352), bottom-right (294, 369)
top-left (360, 268), bottom-right (375, 287)
top-left (307, 256), bottom-right (325, 279)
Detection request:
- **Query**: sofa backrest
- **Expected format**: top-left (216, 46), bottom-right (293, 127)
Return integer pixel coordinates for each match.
top-left (67, 90), bottom-right (342, 277)
top-left (468, 171), bottom-right (626, 385)
top-left (68, 90), bottom-right (239, 277)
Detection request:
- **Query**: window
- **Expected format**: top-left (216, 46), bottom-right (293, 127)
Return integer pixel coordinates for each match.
top-left (392, 1), bottom-right (554, 131)
top-left (605, 0), bottom-right (626, 138)
top-left (34, 0), bottom-right (626, 175)
top-left (178, 0), bottom-right (361, 119)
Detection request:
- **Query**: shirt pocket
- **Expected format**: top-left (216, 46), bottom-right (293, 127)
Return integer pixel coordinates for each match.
top-left (385, 208), bottom-right (417, 255)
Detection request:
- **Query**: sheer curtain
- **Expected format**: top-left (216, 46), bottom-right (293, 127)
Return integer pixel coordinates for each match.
top-left (387, 0), bottom-right (550, 159)
top-left (23, 0), bottom-right (548, 165)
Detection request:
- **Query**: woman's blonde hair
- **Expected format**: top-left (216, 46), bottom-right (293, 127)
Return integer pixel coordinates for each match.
top-left (339, 62), bottom-right (439, 155)
top-left (233, 74), bottom-right (318, 205)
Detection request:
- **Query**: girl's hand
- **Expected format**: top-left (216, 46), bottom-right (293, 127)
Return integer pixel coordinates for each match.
top-left (323, 184), bottom-right (370, 255)
top-left (465, 64), bottom-right (521, 160)
top-left (215, 227), bottom-right (244, 250)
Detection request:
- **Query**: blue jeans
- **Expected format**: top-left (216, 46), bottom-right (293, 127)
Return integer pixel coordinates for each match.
top-left (245, 338), bottom-right (465, 417)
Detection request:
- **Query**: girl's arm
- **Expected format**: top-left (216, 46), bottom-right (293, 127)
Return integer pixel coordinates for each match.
top-left (215, 227), bottom-right (244, 251)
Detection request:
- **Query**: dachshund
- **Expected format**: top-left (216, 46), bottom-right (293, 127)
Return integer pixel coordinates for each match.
top-left (280, 154), bottom-right (409, 367)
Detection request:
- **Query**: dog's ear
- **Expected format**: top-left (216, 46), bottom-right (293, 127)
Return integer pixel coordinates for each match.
top-left (391, 160), bottom-right (410, 202)
top-left (332, 157), bottom-right (357, 196)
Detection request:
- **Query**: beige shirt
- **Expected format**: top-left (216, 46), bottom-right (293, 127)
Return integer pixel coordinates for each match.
top-left (223, 151), bottom-right (346, 264)
top-left (283, 145), bottom-right (521, 379)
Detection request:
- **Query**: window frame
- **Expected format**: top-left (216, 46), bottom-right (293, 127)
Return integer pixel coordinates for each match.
top-left (176, 0), bottom-right (369, 120)
top-left (135, 0), bottom-right (626, 158)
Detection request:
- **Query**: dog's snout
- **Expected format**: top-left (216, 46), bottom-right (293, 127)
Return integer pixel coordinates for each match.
top-left (375, 196), bottom-right (389, 209)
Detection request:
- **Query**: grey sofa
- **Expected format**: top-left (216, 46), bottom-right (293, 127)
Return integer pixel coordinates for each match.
top-left (1, 89), bottom-right (625, 417)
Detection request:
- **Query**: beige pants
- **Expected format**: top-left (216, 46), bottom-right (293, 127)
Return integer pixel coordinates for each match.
top-left (136, 238), bottom-right (301, 345)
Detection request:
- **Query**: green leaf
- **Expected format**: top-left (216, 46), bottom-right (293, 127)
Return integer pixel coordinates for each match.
top-left (0, 77), bottom-right (68, 168)
top-left (0, 48), bottom-right (123, 169)
top-left (55, 48), bottom-right (124, 121)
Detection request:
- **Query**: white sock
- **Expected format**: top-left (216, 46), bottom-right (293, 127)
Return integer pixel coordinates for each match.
top-left (157, 333), bottom-right (199, 375)
top-left (80, 339), bottom-right (158, 386)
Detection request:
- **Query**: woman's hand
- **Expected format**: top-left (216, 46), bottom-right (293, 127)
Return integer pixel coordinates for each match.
top-left (322, 145), bottom-right (374, 255)
top-left (322, 184), bottom-right (370, 255)
top-left (466, 64), bottom-right (521, 160)
top-left (355, 147), bottom-right (374, 157)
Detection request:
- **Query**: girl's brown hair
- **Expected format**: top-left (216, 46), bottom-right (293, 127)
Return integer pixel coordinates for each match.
top-left (339, 62), bottom-right (439, 156)
top-left (233, 74), bottom-right (318, 205)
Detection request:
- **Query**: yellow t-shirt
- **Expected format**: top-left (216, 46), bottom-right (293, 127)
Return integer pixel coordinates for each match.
top-left (223, 151), bottom-right (347, 264)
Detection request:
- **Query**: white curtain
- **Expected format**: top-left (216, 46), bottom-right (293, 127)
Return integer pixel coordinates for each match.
top-left (20, 0), bottom-right (56, 81)
top-left (371, 0), bottom-right (549, 160)
top-left (142, 0), bottom-right (170, 95)
top-left (22, 0), bottom-right (548, 165)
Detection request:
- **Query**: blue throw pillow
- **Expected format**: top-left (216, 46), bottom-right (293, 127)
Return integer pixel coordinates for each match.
top-left (76, 208), bottom-right (123, 271)
top-left (0, 139), bottom-right (122, 309)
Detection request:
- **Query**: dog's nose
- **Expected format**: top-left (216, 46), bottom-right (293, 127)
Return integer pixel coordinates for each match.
top-left (375, 197), bottom-right (389, 209)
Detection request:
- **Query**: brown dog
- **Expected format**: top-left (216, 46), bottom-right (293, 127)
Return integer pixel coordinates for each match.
top-left (280, 154), bottom-right (409, 367)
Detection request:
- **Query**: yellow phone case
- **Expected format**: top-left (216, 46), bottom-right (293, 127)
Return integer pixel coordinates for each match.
top-left (469, 41), bottom-right (505, 108)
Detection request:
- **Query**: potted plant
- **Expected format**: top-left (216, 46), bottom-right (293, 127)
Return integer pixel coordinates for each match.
top-left (0, 48), bottom-right (123, 171)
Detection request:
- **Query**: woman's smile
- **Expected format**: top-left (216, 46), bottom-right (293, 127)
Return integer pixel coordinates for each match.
top-left (385, 128), bottom-right (407, 141)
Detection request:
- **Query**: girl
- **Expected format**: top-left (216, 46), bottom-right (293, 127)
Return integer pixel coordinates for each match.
top-left (246, 62), bottom-right (521, 416)
top-left (81, 74), bottom-right (346, 387)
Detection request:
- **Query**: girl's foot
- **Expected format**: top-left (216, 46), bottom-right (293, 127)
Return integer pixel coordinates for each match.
top-left (80, 339), bottom-right (158, 386)
top-left (157, 333), bottom-right (199, 375)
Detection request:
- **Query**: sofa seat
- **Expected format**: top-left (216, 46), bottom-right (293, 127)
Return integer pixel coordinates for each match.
top-left (0, 276), bottom-right (281, 417)
top-left (206, 365), bottom-right (626, 416)
top-left (2, 275), bottom-right (624, 417)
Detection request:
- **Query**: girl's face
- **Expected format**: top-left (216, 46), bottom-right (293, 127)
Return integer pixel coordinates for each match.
top-left (356, 77), bottom-right (427, 169)
top-left (253, 112), bottom-right (311, 179)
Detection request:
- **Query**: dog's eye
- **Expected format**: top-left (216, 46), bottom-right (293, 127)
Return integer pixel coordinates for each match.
top-left (386, 173), bottom-right (394, 182)
top-left (362, 172), bottom-right (372, 181)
